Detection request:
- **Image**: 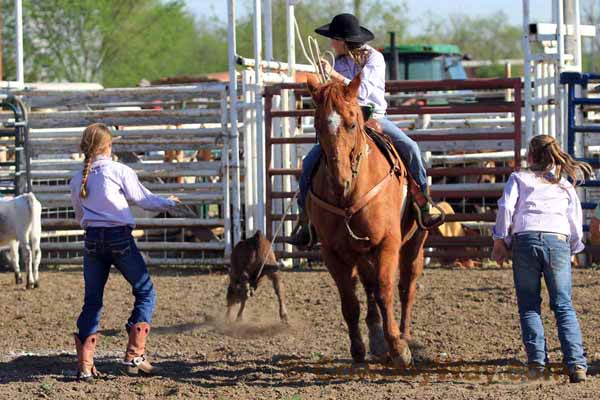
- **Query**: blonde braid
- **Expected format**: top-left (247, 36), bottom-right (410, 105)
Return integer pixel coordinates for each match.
top-left (79, 156), bottom-right (93, 198)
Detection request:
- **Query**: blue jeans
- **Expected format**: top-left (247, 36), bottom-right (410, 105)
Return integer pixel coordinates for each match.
top-left (298, 117), bottom-right (427, 209)
top-left (77, 226), bottom-right (156, 341)
top-left (512, 232), bottom-right (587, 371)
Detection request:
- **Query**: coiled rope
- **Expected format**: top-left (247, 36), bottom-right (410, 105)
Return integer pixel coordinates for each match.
top-left (293, 16), bottom-right (335, 84)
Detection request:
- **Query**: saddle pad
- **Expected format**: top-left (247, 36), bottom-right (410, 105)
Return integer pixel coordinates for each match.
top-left (364, 126), bottom-right (405, 176)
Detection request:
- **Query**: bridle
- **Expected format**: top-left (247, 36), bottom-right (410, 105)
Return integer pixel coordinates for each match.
top-left (310, 106), bottom-right (403, 242)
top-left (318, 106), bottom-right (366, 194)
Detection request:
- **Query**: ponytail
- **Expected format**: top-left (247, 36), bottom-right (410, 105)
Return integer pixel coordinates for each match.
top-left (345, 42), bottom-right (370, 69)
top-left (528, 134), bottom-right (592, 184)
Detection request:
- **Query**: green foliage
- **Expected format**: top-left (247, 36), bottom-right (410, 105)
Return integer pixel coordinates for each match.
top-left (0, 0), bottom-right (524, 84)
top-left (2, 0), bottom-right (205, 86)
top-left (101, 0), bottom-right (205, 87)
top-left (209, 0), bottom-right (408, 70)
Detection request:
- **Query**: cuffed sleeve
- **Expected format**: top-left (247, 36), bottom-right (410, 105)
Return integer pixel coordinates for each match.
top-left (567, 186), bottom-right (585, 254)
top-left (492, 173), bottom-right (520, 247)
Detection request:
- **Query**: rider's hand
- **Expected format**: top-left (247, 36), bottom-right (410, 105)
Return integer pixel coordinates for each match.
top-left (320, 59), bottom-right (333, 75)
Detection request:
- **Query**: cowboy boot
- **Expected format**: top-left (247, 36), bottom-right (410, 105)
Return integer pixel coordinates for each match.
top-left (123, 322), bottom-right (157, 375)
top-left (74, 333), bottom-right (100, 381)
top-left (409, 182), bottom-right (445, 230)
top-left (284, 209), bottom-right (317, 249)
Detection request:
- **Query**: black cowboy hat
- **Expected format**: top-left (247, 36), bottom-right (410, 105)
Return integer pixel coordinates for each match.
top-left (315, 13), bottom-right (374, 43)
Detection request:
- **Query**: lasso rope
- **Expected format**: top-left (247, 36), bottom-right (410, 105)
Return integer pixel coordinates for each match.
top-left (293, 16), bottom-right (335, 84)
top-left (251, 18), bottom-right (333, 284)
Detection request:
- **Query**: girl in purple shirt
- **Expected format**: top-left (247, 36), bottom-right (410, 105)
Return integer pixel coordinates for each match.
top-left (492, 134), bottom-right (592, 383)
top-left (70, 123), bottom-right (179, 380)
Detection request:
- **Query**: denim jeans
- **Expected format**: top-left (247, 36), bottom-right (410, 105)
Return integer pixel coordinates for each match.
top-left (298, 117), bottom-right (427, 209)
top-left (512, 232), bottom-right (587, 371)
top-left (77, 226), bottom-right (156, 341)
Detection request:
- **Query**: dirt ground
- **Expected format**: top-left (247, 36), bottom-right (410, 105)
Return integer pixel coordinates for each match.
top-left (1, 264), bottom-right (600, 399)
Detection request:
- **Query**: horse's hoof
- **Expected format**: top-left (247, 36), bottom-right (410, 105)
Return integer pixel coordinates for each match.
top-left (280, 314), bottom-right (290, 325)
top-left (33, 281), bottom-right (40, 289)
top-left (15, 276), bottom-right (23, 285)
top-left (350, 342), bottom-right (366, 364)
top-left (392, 346), bottom-right (413, 369)
top-left (26, 283), bottom-right (35, 290)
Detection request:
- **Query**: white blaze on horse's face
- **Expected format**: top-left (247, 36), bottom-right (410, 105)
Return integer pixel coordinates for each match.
top-left (326, 111), bottom-right (342, 135)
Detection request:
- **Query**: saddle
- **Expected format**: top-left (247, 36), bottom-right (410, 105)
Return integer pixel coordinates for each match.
top-left (363, 119), bottom-right (406, 180)
top-left (363, 119), bottom-right (444, 231)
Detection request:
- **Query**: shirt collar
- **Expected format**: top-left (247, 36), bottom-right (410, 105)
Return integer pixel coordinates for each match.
top-left (94, 154), bottom-right (111, 162)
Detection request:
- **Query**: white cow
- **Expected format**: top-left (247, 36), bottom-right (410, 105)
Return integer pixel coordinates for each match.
top-left (0, 193), bottom-right (42, 288)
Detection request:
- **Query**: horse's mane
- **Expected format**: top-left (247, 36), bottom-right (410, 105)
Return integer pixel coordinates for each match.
top-left (319, 80), bottom-right (356, 120)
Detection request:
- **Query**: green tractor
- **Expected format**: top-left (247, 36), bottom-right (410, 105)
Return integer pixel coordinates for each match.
top-left (380, 33), bottom-right (473, 104)
top-left (381, 43), bottom-right (468, 81)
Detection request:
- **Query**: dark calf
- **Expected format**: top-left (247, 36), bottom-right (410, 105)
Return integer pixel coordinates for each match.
top-left (226, 231), bottom-right (289, 323)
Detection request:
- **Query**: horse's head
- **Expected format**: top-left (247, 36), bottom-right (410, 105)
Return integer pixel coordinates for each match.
top-left (306, 74), bottom-right (365, 198)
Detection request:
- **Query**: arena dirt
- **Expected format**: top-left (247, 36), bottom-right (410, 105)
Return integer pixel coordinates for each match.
top-left (1, 264), bottom-right (600, 399)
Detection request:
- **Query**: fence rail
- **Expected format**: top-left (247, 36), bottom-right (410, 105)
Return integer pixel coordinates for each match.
top-left (2, 82), bottom-right (238, 265)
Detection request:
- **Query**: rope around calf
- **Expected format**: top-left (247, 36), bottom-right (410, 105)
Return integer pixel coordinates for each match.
top-left (251, 190), bottom-right (299, 290)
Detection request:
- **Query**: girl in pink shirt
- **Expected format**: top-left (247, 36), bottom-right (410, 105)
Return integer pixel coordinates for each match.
top-left (70, 123), bottom-right (179, 380)
top-left (492, 134), bottom-right (592, 382)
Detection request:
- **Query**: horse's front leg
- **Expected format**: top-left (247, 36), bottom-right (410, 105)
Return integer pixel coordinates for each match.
top-left (398, 229), bottom-right (427, 341)
top-left (374, 239), bottom-right (412, 368)
top-left (323, 249), bottom-right (365, 364)
top-left (358, 265), bottom-right (387, 359)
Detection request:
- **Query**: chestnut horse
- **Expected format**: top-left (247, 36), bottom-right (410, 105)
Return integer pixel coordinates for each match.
top-left (305, 75), bottom-right (427, 368)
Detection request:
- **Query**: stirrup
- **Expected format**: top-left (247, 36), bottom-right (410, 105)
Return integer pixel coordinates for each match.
top-left (413, 202), bottom-right (446, 231)
top-left (285, 221), bottom-right (317, 249)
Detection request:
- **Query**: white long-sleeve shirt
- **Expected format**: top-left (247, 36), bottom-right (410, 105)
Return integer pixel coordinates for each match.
top-left (492, 171), bottom-right (584, 253)
top-left (334, 44), bottom-right (387, 116)
top-left (70, 155), bottom-right (176, 229)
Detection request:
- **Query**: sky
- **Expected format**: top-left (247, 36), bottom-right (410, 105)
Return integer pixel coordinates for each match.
top-left (185, 0), bottom-right (554, 35)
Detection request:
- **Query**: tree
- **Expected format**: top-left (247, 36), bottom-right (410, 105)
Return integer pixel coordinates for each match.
top-left (230, 0), bottom-right (408, 66)
top-left (582, 0), bottom-right (600, 72)
top-left (2, 0), bottom-right (206, 86)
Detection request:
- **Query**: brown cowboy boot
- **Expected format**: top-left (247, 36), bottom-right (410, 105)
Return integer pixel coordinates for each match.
top-left (284, 209), bottom-right (317, 249)
top-left (123, 322), bottom-right (157, 375)
top-left (409, 183), bottom-right (445, 230)
top-left (74, 333), bottom-right (100, 381)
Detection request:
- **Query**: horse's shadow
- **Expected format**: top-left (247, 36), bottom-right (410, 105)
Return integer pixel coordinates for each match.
top-left (3, 319), bottom-right (597, 387)
top-left (2, 350), bottom-right (596, 387)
